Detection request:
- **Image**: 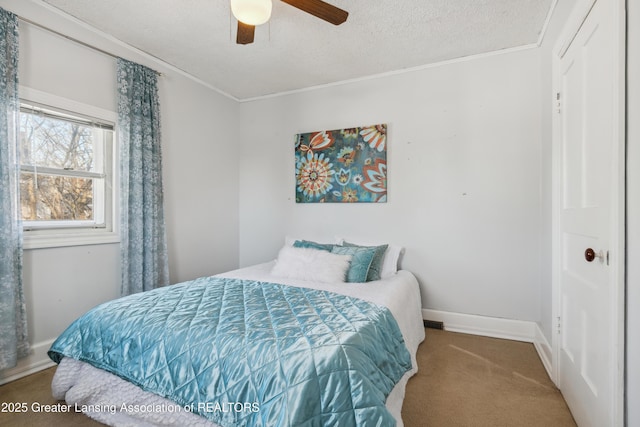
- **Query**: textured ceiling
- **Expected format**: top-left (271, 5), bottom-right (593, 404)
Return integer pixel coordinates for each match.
top-left (41, 0), bottom-right (554, 100)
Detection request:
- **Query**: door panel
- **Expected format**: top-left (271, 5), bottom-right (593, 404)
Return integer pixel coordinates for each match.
top-left (556, 0), bottom-right (620, 425)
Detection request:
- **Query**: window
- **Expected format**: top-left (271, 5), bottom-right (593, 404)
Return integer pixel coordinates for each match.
top-left (18, 91), bottom-right (118, 248)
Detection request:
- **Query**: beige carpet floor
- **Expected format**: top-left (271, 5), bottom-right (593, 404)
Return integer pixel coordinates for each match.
top-left (0, 329), bottom-right (576, 426)
top-left (402, 329), bottom-right (577, 426)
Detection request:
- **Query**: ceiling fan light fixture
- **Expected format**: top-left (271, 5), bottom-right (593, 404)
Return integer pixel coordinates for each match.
top-left (231, 0), bottom-right (273, 26)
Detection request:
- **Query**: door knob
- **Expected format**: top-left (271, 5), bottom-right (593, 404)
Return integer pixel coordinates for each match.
top-left (585, 248), bottom-right (605, 263)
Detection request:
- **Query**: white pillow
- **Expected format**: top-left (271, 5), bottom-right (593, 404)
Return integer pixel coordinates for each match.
top-left (380, 245), bottom-right (404, 278)
top-left (335, 237), bottom-right (404, 278)
top-left (271, 246), bottom-right (352, 283)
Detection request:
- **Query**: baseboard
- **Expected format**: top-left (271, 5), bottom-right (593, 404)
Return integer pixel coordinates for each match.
top-left (533, 324), bottom-right (554, 382)
top-left (422, 309), bottom-right (557, 382)
top-left (0, 339), bottom-right (56, 385)
top-left (422, 309), bottom-right (537, 342)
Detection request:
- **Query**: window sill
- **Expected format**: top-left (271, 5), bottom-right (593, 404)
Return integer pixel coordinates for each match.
top-left (23, 230), bottom-right (120, 250)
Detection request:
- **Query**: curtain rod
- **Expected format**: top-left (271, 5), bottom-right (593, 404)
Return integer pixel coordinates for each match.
top-left (17, 15), bottom-right (163, 76)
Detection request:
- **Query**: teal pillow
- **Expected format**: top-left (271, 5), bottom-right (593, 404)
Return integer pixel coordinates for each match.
top-left (331, 246), bottom-right (377, 283)
top-left (293, 240), bottom-right (334, 252)
top-left (343, 242), bottom-right (388, 281)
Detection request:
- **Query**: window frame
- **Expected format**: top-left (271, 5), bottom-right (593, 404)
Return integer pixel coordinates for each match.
top-left (19, 87), bottom-right (120, 249)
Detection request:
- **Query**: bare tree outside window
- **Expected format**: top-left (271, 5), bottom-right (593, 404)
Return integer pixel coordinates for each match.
top-left (18, 104), bottom-right (112, 229)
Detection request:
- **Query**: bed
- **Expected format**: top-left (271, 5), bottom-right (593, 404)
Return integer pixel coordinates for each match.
top-left (48, 241), bottom-right (425, 427)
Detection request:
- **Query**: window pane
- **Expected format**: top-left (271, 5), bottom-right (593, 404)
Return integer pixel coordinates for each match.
top-left (19, 112), bottom-right (97, 172)
top-left (20, 173), bottom-right (95, 221)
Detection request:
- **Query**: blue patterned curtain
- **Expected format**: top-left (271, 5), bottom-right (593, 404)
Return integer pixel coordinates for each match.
top-left (117, 58), bottom-right (169, 296)
top-left (0, 8), bottom-right (29, 370)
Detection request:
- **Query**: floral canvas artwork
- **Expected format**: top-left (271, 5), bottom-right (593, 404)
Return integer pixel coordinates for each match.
top-left (295, 124), bottom-right (387, 203)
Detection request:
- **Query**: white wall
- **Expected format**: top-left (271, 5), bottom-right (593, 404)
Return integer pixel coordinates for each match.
top-left (162, 72), bottom-right (240, 282)
top-left (238, 49), bottom-right (544, 322)
top-left (626, 0), bottom-right (639, 424)
top-left (0, 0), bottom-right (240, 381)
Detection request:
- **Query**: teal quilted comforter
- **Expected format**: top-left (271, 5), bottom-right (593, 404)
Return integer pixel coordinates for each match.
top-left (48, 276), bottom-right (412, 427)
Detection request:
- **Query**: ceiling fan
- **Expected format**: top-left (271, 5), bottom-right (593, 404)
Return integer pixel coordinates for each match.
top-left (231, 0), bottom-right (349, 45)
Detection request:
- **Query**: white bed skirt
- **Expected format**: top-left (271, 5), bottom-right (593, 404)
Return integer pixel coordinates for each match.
top-left (53, 356), bottom-right (415, 427)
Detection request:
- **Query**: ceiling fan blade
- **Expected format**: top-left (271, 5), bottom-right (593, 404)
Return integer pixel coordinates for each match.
top-left (236, 22), bottom-right (255, 44)
top-left (281, 0), bottom-right (348, 25)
